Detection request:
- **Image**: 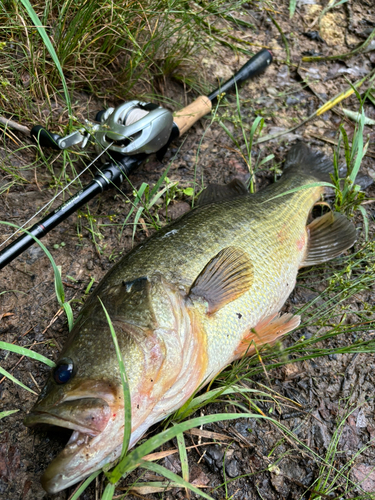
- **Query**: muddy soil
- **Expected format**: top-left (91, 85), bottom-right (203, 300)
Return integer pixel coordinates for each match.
top-left (1, 1), bottom-right (375, 499)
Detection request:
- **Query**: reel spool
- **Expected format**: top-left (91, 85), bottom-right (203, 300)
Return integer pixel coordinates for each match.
top-left (94, 101), bottom-right (174, 156)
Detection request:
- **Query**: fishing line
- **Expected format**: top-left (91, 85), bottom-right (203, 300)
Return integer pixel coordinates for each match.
top-left (0, 141), bottom-right (114, 248)
top-left (0, 108), bottom-right (152, 248)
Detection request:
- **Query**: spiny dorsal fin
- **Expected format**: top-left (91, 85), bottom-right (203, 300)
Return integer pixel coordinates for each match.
top-left (234, 313), bottom-right (301, 357)
top-left (196, 178), bottom-right (248, 207)
top-left (189, 246), bottom-right (253, 314)
top-left (300, 211), bottom-right (357, 268)
top-left (284, 142), bottom-right (334, 182)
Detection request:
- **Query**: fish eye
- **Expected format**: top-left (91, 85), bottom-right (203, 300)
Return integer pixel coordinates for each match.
top-left (53, 358), bottom-right (74, 385)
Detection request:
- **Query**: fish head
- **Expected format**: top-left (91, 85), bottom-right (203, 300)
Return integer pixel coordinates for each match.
top-left (24, 274), bottom-right (189, 493)
top-left (24, 315), bottom-right (126, 493)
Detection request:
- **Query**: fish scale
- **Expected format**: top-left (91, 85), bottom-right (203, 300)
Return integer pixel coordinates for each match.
top-left (24, 143), bottom-right (357, 493)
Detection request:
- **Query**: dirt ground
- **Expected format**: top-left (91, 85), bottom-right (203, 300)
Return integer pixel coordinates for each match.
top-left (1, 1), bottom-right (375, 499)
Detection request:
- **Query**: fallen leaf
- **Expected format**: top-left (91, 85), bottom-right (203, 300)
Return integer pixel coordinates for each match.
top-left (352, 464), bottom-right (375, 492)
top-left (186, 428), bottom-right (232, 442)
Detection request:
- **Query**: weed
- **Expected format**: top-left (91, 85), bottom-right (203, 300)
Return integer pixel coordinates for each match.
top-left (332, 109), bottom-right (369, 217)
top-left (0, 409), bottom-right (19, 419)
top-left (218, 96), bottom-right (274, 192)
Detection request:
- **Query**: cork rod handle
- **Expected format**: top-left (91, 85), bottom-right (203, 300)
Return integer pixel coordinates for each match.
top-left (173, 96), bottom-right (212, 136)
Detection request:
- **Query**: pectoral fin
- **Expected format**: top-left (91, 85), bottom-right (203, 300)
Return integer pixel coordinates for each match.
top-left (301, 211), bottom-right (357, 268)
top-left (189, 247), bottom-right (253, 314)
top-left (235, 313), bottom-right (300, 357)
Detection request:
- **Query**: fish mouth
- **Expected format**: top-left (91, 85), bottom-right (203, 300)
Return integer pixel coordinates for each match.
top-left (24, 397), bottom-right (112, 436)
top-left (24, 397), bottom-right (123, 494)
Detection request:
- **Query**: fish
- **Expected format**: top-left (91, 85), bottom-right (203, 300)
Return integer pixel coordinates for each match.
top-left (24, 142), bottom-right (357, 493)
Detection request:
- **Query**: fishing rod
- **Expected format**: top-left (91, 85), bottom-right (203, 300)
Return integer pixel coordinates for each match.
top-left (0, 48), bottom-right (272, 270)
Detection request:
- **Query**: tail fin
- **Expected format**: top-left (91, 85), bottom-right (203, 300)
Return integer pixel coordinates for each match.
top-left (284, 142), bottom-right (333, 182)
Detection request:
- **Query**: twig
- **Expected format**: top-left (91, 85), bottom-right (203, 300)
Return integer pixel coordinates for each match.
top-left (0, 115), bottom-right (31, 136)
top-left (302, 27), bottom-right (375, 62)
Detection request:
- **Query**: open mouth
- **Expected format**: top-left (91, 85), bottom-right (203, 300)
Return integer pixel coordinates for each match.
top-left (40, 425), bottom-right (96, 493)
top-left (64, 429), bottom-right (92, 451)
top-left (24, 397), bottom-right (116, 493)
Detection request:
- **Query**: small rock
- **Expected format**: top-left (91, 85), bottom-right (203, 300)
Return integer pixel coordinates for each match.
top-left (86, 259), bottom-right (94, 270)
top-left (190, 465), bottom-right (210, 486)
top-left (206, 445), bottom-right (224, 462)
top-left (204, 445), bottom-right (224, 472)
top-left (225, 459), bottom-right (240, 478)
top-left (163, 454), bottom-right (181, 474)
top-left (25, 245), bottom-right (45, 264)
top-left (270, 472), bottom-right (290, 497)
top-left (234, 421), bottom-right (251, 437)
top-left (286, 96), bottom-right (300, 106)
top-left (356, 409), bottom-right (367, 428)
top-left (339, 423), bottom-right (360, 452)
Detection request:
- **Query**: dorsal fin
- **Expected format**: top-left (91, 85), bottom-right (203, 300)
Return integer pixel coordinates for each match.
top-left (300, 211), bottom-right (357, 268)
top-left (196, 179), bottom-right (248, 207)
top-left (188, 247), bottom-right (253, 314)
top-left (284, 142), bottom-right (334, 182)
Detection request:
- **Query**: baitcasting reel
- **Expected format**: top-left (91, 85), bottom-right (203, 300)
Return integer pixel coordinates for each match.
top-left (30, 100), bottom-right (174, 156)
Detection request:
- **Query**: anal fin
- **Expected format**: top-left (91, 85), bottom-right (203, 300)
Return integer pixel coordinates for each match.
top-left (301, 211), bottom-right (357, 268)
top-left (234, 313), bottom-right (300, 357)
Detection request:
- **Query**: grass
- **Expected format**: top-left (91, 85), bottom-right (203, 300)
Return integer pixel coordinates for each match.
top-left (1, 0), bottom-right (375, 498)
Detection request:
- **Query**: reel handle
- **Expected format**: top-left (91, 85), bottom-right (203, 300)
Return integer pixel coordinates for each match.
top-left (30, 125), bottom-right (63, 150)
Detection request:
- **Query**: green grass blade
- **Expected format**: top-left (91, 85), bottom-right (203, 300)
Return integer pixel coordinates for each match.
top-left (149, 164), bottom-right (172, 198)
top-left (261, 182), bottom-right (334, 203)
top-left (62, 302), bottom-right (74, 331)
top-left (0, 409), bottom-right (19, 419)
top-left (289, 0), bottom-right (297, 18)
top-left (19, 0), bottom-right (72, 115)
top-left (101, 482), bottom-right (115, 500)
top-left (358, 205), bottom-right (369, 241)
top-left (109, 413), bottom-right (258, 483)
top-left (139, 460), bottom-right (214, 500)
top-left (132, 206), bottom-right (145, 242)
top-left (258, 154), bottom-right (275, 167)
top-left (98, 298), bottom-right (131, 460)
top-left (69, 471), bottom-right (101, 500)
top-left (0, 366), bottom-right (37, 395)
top-left (0, 341), bottom-right (56, 368)
top-left (218, 121), bottom-right (240, 147)
top-left (174, 385), bottom-right (266, 420)
top-left (121, 182), bottom-right (148, 236)
top-left (176, 431), bottom-right (189, 485)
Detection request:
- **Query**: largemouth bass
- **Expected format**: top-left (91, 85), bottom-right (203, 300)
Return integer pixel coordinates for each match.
top-left (24, 142), bottom-right (357, 493)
